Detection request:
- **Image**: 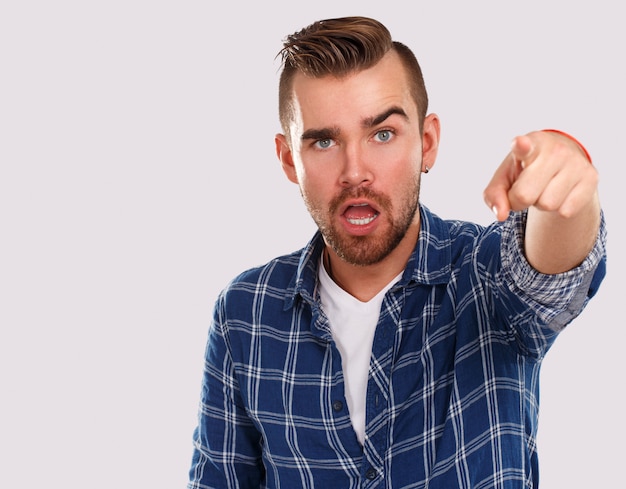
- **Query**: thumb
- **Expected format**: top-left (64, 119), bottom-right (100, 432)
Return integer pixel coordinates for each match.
top-left (484, 141), bottom-right (526, 221)
top-left (484, 186), bottom-right (512, 221)
top-left (483, 156), bottom-right (515, 221)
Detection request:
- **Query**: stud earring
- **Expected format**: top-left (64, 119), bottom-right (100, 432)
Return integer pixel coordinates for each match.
top-left (424, 166), bottom-right (430, 174)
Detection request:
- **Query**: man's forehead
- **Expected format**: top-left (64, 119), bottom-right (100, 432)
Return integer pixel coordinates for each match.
top-left (291, 74), bottom-right (413, 121)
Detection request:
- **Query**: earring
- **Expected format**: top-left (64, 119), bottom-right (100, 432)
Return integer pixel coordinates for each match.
top-left (424, 166), bottom-right (430, 174)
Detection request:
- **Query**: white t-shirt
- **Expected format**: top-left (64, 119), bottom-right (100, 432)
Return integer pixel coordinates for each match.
top-left (318, 261), bottom-right (402, 445)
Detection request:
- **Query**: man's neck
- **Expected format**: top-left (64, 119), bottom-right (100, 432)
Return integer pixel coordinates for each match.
top-left (323, 225), bottom-right (419, 302)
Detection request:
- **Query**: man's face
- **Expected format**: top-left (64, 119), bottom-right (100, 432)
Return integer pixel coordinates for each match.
top-left (280, 51), bottom-right (428, 266)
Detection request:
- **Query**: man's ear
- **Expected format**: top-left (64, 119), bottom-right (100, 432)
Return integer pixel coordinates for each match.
top-left (275, 133), bottom-right (299, 184)
top-left (421, 113), bottom-right (441, 172)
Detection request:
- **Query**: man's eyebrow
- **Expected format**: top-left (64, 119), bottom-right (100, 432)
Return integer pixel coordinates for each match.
top-left (300, 106), bottom-right (407, 142)
top-left (363, 106), bottom-right (408, 127)
top-left (301, 127), bottom-right (340, 141)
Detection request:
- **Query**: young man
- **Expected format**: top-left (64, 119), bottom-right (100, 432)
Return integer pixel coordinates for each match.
top-left (188, 16), bottom-right (606, 488)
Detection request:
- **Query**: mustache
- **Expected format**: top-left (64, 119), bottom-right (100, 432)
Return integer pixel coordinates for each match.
top-left (328, 187), bottom-right (392, 214)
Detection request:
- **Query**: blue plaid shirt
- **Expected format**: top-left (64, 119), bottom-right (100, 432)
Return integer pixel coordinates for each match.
top-left (189, 206), bottom-right (606, 489)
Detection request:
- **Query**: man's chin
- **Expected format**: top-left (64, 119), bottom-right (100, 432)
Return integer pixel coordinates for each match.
top-left (330, 236), bottom-right (394, 267)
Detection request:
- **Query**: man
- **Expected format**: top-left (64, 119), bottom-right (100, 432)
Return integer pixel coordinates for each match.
top-left (188, 16), bottom-right (606, 488)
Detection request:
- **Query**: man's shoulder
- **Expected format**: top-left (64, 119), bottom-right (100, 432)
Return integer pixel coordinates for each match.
top-left (215, 242), bottom-right (318, 320)
top-left (228, 248), bottom-right (305, 290)
top-left (422, 206), bottom-right (500, 252)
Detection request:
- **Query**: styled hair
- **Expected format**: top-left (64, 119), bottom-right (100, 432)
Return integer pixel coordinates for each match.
top-left (277, 16), bottom-right (429, 141)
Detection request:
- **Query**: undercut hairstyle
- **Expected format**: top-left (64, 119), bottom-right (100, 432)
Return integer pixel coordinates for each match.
top-left (277, 16), bottom-right (429, 143)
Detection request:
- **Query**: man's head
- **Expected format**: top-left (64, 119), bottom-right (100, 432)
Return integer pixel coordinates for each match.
top-left (278, 16), bottom-right (429, 146)
top-left (274, 17), bottom-right (440, 268)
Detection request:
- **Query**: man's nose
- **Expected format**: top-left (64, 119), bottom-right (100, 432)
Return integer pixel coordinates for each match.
top-left (339, 144), bottom-right (373, 187)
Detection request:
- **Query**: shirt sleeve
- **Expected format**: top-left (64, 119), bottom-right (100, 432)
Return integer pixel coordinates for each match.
top-left (499, 209), bottom-right (607, 332)
top-left (188, 292), bottom-right (265, 488)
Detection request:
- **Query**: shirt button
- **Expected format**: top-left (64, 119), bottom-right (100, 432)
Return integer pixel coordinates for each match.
top-left (332, 400), bottom-right (343, 412)
top-left (365, 468), bottom-right (378, 480)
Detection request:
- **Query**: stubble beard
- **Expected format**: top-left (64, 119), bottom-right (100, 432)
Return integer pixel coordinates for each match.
top-left (303, 178), bottom-right (421, 267)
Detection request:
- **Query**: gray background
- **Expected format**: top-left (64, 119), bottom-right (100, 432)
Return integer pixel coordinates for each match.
top-left (1, 0), bottom-right (622, 487)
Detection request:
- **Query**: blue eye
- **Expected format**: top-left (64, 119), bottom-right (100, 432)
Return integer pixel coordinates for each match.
top-left (375, 130), bottom-right (393, 142)
top-left (316, 139), bottom-right (334, 149)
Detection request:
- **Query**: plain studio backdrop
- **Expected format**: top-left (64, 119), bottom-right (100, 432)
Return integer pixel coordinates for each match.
top-left (0, 1), bottom-right (622, 487)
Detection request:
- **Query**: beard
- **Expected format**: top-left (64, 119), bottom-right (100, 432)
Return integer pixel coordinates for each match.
top-left (303, 176), bottom-right (421, 267)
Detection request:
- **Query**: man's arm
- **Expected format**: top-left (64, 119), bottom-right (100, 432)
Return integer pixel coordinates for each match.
top-left (188, 301), bottom-right (265, 488)
top-left (483, 130), bottom-right (601, 274)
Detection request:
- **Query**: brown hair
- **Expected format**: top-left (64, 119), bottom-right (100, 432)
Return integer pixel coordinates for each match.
top-left (277, 16), bottom-right (429, 141)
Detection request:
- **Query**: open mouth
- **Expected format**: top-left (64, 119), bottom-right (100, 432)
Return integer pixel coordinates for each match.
top-left (343, 203), bottom-right (379, 226)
